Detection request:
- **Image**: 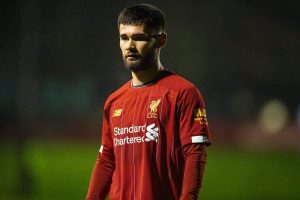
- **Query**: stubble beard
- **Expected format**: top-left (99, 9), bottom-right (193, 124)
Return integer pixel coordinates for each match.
top-left (123, 50), bottom-right (156, 72)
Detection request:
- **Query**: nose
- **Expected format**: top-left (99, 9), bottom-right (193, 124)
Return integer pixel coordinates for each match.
top-left (125, 38), bottom-right (136, 50)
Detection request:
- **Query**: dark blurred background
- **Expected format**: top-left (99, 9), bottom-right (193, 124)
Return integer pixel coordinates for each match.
top-left (1, 0), bottom-right (300, 199)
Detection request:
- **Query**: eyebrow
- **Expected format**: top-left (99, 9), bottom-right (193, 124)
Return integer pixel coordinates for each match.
top-left (119, 33), bottom-right (149, 37)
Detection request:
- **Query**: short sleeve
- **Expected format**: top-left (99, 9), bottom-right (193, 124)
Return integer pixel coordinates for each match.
top-left (101, 101), bottom-right (114, 150)
top-left (178, 87), bottom-right (211, 147)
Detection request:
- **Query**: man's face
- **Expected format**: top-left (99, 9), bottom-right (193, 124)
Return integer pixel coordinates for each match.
top-left (119, 24), bottom-right (157, 72)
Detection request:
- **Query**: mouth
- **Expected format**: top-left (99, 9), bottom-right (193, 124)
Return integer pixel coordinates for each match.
top-left (126, 54), bottom-right (140, 60)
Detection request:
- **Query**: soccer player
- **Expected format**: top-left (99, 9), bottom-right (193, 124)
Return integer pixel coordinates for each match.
top-left (86, 4), bottom-right (211, 200)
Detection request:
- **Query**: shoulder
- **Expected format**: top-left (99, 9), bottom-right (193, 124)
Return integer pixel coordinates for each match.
top-left (161, 69), bottom-right (206, 106)
top-left (161, 69), bottom-right (201, 94)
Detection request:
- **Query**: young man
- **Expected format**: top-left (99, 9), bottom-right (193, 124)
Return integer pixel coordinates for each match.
top-left (86, 4), bottom-right (211, 200)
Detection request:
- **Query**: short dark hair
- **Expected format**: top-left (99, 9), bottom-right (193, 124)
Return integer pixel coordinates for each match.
top-left (118, 4), bottom-right (166, 33)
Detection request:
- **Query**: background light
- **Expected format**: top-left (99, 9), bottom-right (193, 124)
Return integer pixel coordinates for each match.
top-left (259, 99), bottom-right (289, 135)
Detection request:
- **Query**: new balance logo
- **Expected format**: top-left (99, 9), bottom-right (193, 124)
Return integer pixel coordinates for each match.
top-left (145, 123), bottom-right (159, 142)
top-left (113, 109), bottom-right (122, 117)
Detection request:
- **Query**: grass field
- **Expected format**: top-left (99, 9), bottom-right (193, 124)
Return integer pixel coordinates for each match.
top-left (1, 140), bottom-right (300, 200)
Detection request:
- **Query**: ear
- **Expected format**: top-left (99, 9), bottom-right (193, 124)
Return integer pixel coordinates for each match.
top-left (155, 33), bottom-right (167, 48)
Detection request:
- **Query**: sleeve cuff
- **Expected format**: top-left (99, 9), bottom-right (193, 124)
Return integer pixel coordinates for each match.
top-left (191, 136), bottom-right (209, 143)
top-left (181, 135), bottom-right (211, 147)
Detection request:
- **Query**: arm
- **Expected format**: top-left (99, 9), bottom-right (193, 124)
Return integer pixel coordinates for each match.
top-left (86, 146), bottom-right (115, 200)
top-left (180, 144), bottom-right (207, 200)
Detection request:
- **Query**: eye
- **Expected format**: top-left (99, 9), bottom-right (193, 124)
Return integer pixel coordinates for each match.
top-left (120, 35), bottom-right (129, 41)
top-left (132, 35), bottom-right (149, 41)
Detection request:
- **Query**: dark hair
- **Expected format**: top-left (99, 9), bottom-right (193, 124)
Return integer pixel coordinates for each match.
top-left (118, 4), bottom-right (166, 33)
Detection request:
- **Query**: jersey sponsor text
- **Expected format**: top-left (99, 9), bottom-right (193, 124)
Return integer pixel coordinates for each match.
top-left (113, 123), bottom-right (159, 146)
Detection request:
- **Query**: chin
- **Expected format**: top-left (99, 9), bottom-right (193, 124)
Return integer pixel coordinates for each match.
top-left (124, 60), bottom-right (149, 72)
top-left (123, 52), bottom-right (156, 72)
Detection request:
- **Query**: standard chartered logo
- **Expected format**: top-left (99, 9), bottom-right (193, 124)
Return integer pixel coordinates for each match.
top-left (114, 124), bottom-right (146, 136)
top-left (113, 123), bottom-right (159, 146)
top-left (145, 123), bottom-right (159, 142)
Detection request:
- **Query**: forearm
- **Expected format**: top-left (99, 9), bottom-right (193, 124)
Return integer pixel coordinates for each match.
top-left (86, 147), bottom-right (115, 200)
top-left (180, 144), bottom-right (207, 200)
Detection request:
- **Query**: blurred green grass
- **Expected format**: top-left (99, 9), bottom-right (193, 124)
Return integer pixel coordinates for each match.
top-left (1, 140), bottom-right (300, 200)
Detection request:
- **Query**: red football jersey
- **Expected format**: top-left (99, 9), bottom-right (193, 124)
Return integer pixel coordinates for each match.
top-left (101, 69), bottom-right (211, 200)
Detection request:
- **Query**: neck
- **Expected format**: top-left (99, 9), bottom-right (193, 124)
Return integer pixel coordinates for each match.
top-left (131, 60), bottom-right (164, 87)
